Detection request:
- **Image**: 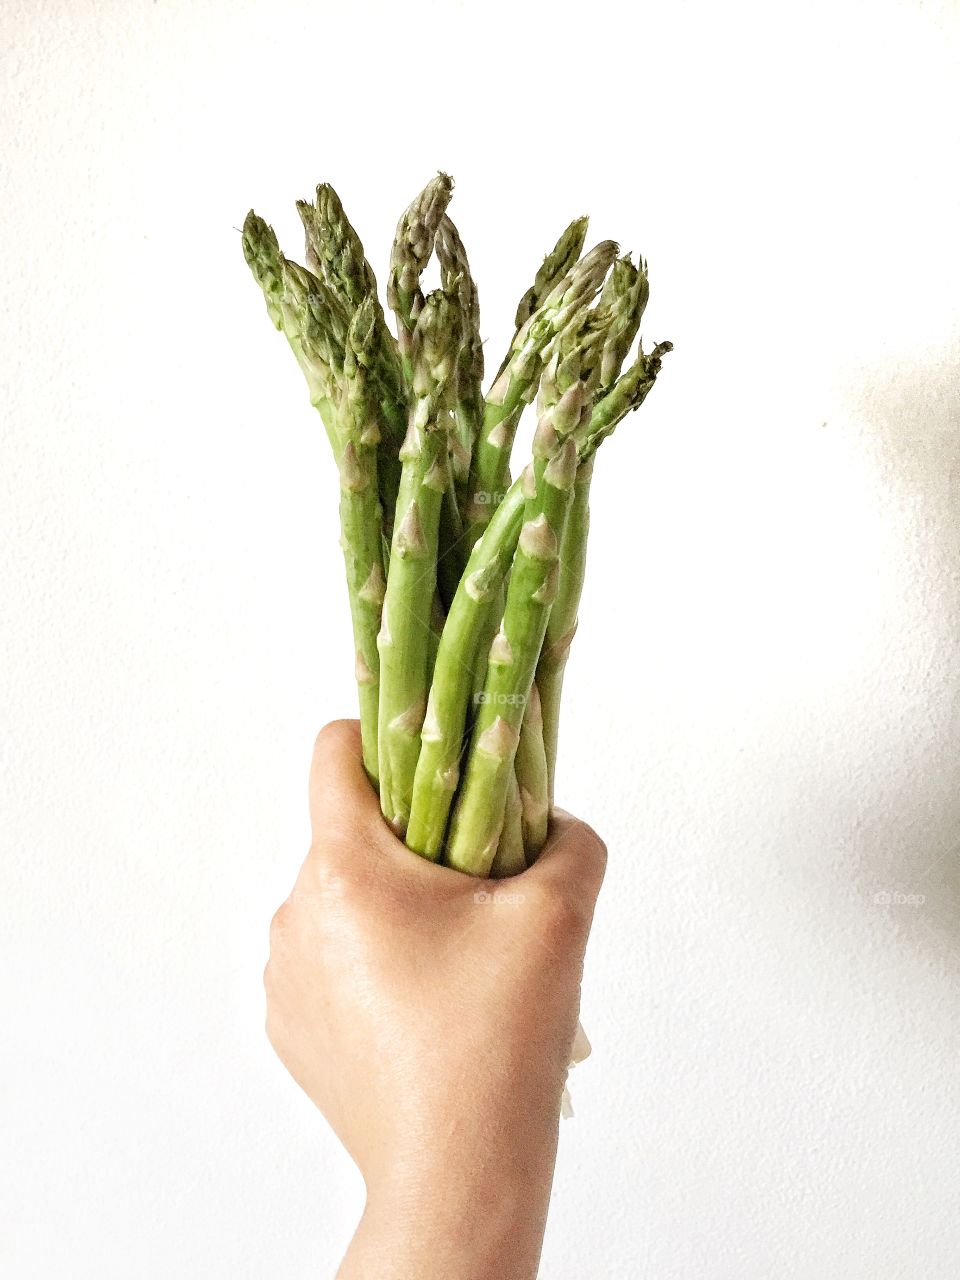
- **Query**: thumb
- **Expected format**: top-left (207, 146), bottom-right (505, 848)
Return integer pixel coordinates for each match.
top-left (308, 719), bottom-right (382, 843)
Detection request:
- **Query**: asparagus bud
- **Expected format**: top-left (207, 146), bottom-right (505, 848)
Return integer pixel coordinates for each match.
top-left (298, 184), bottom-right (379, 308)
top-left (299, 184), bottom-right (409, 460)
top-left (241, 211), bottom-right (285, 330)
top-left (514, 215), bottom-right (590, 329)
top-left (579, 339), bottom-right (673, 457)
top-left (464, 240), bottom-right (617, 549)
top-left (594, 255), bottom-right (650, 390)
top-left (436, 215), bottom-right (484, 493)
top-left (241, 212), bottom-right (342, 453)
top-left (386, 174), bottom-right (455, 371)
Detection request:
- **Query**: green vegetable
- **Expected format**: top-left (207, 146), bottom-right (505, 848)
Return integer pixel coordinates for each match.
top-left (336, 301), bottom-right (387, 782)
top-left (462, 240), bottom-right (619, 552)
top-left (241, 176), bottom-right (671, 870)
top-left (386, 174), bottom-right (455, 381)
top-left (377, 290), bottom-right (460, 834)
top-left (445, 393), bottom-right (585, 875)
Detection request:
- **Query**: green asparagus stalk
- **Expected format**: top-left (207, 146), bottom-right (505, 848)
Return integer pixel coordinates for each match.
top-left (536, 455), bottom-right (591, 802)
top-left (406, 332), bottom-right (666, 863)
top-left (337, 299), bottom-right (387, 783)
top-left (436, 214), bottom-right (484, 494)
top-left (506, 289), bottom-right (622, 844)
top-left (386, 174), bottom-right (455, 380)
top-left (297, 185), bottom-right (408, 487)
top-left (538, 339), bottom-right (673, 797)
top-left (377, 290), bottom-right (460, 833)
top-left (514, 680), bottom-right (550, 856)
top-left (242, 212), bottom-right (341, 451)
top-left (462, 240), bottom-right (618, 551)
top-left (429, 217), bottom-right (478, 606)
top-left (445, 391), bottom-right (587, 875)
top-left (404, 480), bottom-right (526, 859)
top-left (437, 477), bottom-right (467, 612)
top-left (490, 770), bottom-right (526, 877)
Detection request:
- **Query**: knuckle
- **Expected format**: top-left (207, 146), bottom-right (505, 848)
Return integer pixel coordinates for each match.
top-left (309, 819), bottom-right (358, 866)
top-left (268, 899), bottom-right (293, 952)
top-left (577, 822), bottom-right (608, 874)
top-left (306, 845), bottom-right (372, 908)
top-left (305, 851), bottom-right (342, 892)
top-left (264, 1002), bottom-right (286, 1053)
top-left (528, 883), bottom-right (590, 945)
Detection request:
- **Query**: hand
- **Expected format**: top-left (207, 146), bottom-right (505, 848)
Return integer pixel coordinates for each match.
top-left (264, 720), bottom-right (607, 1280)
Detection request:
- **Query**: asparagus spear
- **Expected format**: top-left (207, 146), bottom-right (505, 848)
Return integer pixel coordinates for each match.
top-left (431, 220), bottom-right (480, 608)
top-left (242, 212), bottom-right (341, 451)
top-left (489, 216), bottom-right (589, 387)
top-left (506, 263), bottom-right (645, 849)
top-left (386, 174), bottom-right (455, 380)
top-left (593, 255), bottom-right (650, 391)
top-left (577, 339), bottom-right (673, 456)
top-left (514, 680), bottom-right (550, 856)
top-left (436, 214), bottom-right (484, 494)
top-left (406, 332), bottom-right (668, 863)
top-left (296, 188), bottom-right (407, 525)
top-left (538, 339), bottom-right (673, 797)
top-left (490, 770), bottom-right (526, 877)
top-left (405, 480), bottom-right (526, 859)
top-left (462, 240), bottom-right (618, 552)
top-left (536, 456), bottom-right (591, 802)
top-left (514, 216), bottom-right (590, 331)
top-left (337, 299), bottom-right (387, 783)
top-left (298, 183), bottom-right (380, 308)
top-left (538, 254), bottom-right (650, 411)
top-left (377, 290), bottom-right (460, 833)
top-left (445, 392), bottom-right (587, 876)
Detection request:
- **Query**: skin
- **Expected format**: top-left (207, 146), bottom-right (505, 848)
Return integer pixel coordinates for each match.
top-left (264, 719), bottom-right (607, 1280)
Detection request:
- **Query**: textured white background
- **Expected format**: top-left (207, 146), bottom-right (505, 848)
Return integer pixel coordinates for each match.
top-left (2, 0), bottom-right (959, 1276)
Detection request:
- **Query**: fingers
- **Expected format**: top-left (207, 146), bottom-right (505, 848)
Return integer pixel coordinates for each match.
top-left (308, 720), bottom-right (382, 843)
top-left (523, 807), bottom-right (607, 909)
top-left (305, 725), bottom-right (608, 925)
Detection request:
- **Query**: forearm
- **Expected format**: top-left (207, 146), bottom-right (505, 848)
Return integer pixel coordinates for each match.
top-left (339, 1116), bottom-right (560, 1280)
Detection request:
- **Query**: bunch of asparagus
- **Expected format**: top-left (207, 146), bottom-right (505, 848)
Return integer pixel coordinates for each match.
top-left (242, 175), bottom-right (670, 876)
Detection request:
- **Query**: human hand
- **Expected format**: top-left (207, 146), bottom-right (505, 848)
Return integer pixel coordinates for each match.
top-left (264, 720), bottom-right (606, 1279)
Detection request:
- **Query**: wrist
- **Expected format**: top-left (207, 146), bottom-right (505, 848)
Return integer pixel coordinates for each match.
top-left (341, 1105), bottom-right (561, 1280)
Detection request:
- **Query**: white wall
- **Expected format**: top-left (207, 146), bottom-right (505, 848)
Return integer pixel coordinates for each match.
top-left (2, 0), bottom-right (958, 1275)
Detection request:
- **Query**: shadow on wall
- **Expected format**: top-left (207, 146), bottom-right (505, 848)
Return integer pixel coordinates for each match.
top-left (840, 341), bottom-right (960, 966)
